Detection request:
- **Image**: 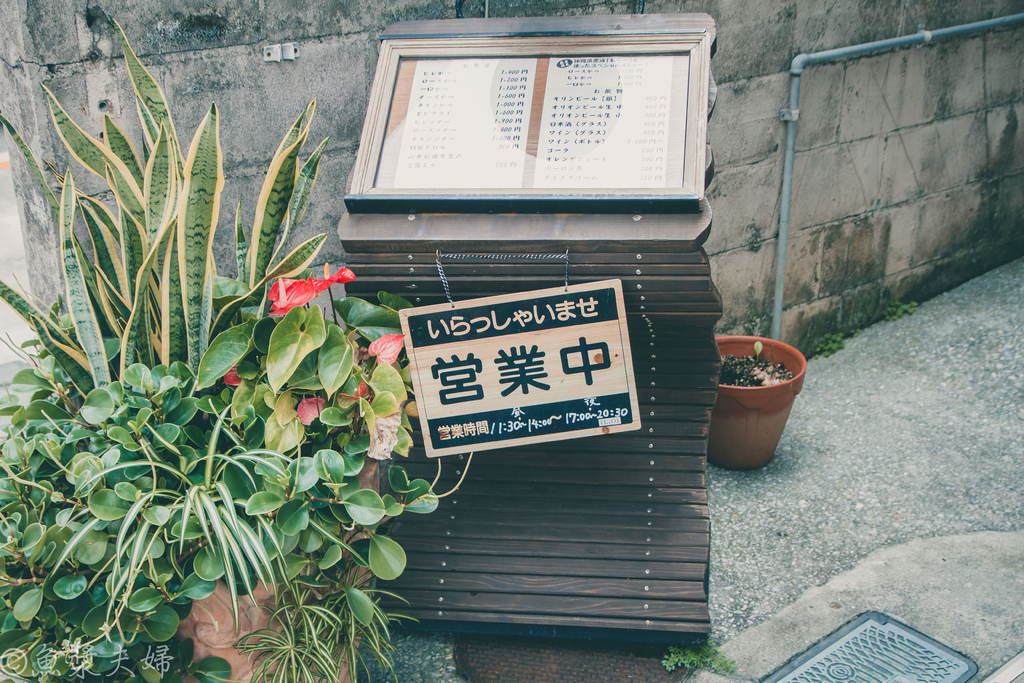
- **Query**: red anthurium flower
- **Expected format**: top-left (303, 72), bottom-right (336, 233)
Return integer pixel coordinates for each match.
top-left (311, 265), bottom-right (357, 294)
top-left (357, 382), bottom-right (370, 398)
top-left (368, 334), bottom-right (405, 365)
top-left (223, 367), bottom-right (241, 387)
top-left (268, 277), bottom-right (317, 315)
top-left (296, 397), bottom-right (325, 426)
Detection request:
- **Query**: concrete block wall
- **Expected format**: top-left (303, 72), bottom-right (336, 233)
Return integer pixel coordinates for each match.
top-left (1, 0), bottom-right (1022, 352)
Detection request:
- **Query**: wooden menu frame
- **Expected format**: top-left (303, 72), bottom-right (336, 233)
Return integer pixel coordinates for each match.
top-left (346, 27), bottom-right (712, 214)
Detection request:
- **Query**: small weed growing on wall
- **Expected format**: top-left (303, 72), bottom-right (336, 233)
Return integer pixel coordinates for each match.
top-left (662, 639), bottom-right (736, 673)
top-left (813, 332), bottom-right (847, 358)
top-left (885, 300), bottom-right (919, 321)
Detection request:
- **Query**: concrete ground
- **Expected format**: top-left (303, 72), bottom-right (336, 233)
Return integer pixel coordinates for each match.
top-left (2, 129), bottom-right (1022, 681)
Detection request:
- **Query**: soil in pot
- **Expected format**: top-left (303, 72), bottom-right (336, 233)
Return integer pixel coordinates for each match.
top-left (719, 355), bottom-right (794, 387)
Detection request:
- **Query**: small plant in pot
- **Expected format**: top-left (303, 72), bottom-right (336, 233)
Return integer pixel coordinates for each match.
top-left (708, 336), bottom-right (807, 469)
top-left (0, 18), bottom-right (437, 682)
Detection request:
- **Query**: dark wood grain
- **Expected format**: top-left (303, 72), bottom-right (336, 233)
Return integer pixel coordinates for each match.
top-left (395, 571), bottom-right (707, 600)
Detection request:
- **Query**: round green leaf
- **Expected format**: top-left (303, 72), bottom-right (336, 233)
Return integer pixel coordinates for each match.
top-left (142, 505), bottom-right (171, 526)
top-left (317, 406), bottom-right (352, 427)
top-left (13, 588), bottom-right (42, 622)
top-left (80, 387), bottom-right (115, 424)
top-left (179, 573), bottom-right (217, 600)
top-left (82, 605), bottom-right (109, 637)
top-left (25, 400), bottom-right (71, 422)
top-left (289, 458), bottom-right (318, 493)
top-left (89, 489), bottom-right (129, 521)
top-left (314, 449), bottom-right (346, 483)
top-left (141, 605), bottom-right (180, 641)
top-left (368, 534), bottom-right (407, 581)
top-left (139, 662), bottom-right (162, 683)
top-left (245, 491), bottom-right (285, 516)
top-left (343, 587), bottom-right (375, 625)
top-left (277, 499), bottom-right (309, 536)
top-left (74, 530), bottom-right (108, 565)
top-left (114, 482), bottom-right (138, 502)
top-left (194, 547), bottom-right (225, 581)
top-left (193, 655), bottom-right (232, 683)
top-left (388, 466), bottom-right (411, 494)
top-left (342, 489), bottom-right (386, 526)
top-left (128, 587), bottom-right (165, 612)
top-left (53, 574), bottom-right (88, 600)
top-left (196, 321), bottom-right (254, 390)
top-left (383, 494), bottom-right (404, 517)
top-left (317, 544), bottom-right (344, 570)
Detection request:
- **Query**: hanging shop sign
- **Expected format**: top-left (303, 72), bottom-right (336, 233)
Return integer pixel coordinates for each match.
top-left (400, 279), bottom-right (641, 457)
top-left (346, 29), bottom-right (712, 214)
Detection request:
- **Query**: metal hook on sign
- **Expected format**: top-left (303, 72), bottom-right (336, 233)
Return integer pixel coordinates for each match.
top-left (455, 0), bottom-right (490, 18)
top-left (435, 249), bottom-right (571, 306)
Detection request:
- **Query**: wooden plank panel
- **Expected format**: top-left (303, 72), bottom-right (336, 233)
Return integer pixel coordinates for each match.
top-left (406, 481), bottom-right (708, 506)
top-left (412, 507), bottom-right (708, 532)
top-left (400, 451), bottom-right (706, 473)
top-left (411, 465), bottom-right (706, 488)
top-left (397, 610), bottom-right (712, 635)
top-left (396, 537), bottom-right (708, 564)
top-left (344, 262), bottom-right (711, 278)
top-left (394, 494), bottom-right (705, 520)
top-left (395, 590), bottom-right (708, 620)
top-left (392, 521), bottom-right (708, 544)
top-left (345, 251), bottom-right (710, 265)
top-left (337, 207), bottom-right (713, 253)
top-left (354, 274), bottom-right (714, 293)
top-left (394, 571), bottom-right (707, 600)
top-left (352, 240), bottom-right (718, 639)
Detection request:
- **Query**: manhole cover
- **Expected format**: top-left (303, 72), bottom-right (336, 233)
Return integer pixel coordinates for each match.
top-left (762, 612), bottom-right (977, 683)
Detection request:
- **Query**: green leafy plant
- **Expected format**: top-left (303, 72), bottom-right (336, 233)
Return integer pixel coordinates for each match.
top-left (662, 638), bottom-right (736, 673)
top-left (884, 299), bottom-right (918, 321)
top-left (812, 332), bottom-right (847, 358)
top-left (0, 17), bottom-right (437, 683)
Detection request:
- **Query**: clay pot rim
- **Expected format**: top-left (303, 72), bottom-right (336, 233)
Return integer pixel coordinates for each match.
top-left (715, 335), bottom-right (807, 393)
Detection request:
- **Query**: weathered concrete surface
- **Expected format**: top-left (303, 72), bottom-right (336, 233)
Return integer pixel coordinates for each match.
top-left (707, 17), bottom-right (1024, 351)
top-left (701, 255), bottom-right (1024, 679)
top-left (692, 532), bottom-right (1024, 683)
top-left (2, 1), bottom-right (1024, 351)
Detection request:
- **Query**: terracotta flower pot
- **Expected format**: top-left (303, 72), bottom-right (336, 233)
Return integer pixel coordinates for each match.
top-left (176, 462), bottom-right (382, 682)
top-left (708, 335), bottom-right (807, 469)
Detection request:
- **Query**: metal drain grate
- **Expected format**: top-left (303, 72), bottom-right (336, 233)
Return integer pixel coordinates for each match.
top-left (762, 612), bottom-right (977, 683)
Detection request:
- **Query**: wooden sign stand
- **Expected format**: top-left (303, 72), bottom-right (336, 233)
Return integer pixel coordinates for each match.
top-left (339, 13), bottom-right (722, 643)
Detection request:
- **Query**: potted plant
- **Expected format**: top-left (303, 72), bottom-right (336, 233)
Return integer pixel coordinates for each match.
top-left (707, 336), bottom-right (807, 469)
top-left (0, 18), bottom-right (437, 682)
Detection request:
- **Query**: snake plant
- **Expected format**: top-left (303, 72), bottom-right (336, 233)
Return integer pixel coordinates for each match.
top-left (0, 18), bottom-right (329, 391)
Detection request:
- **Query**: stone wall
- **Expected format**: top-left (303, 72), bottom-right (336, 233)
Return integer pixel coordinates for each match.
top-left (1, 0), bottom-right (1022, 352)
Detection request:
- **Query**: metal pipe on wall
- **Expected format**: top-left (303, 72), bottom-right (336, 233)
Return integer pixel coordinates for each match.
top-left (769, 12), bottom-right (1024, 340)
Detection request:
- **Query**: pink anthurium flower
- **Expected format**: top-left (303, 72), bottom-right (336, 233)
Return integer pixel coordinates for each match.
top-left (311, 265), bottom-right (356, 294)
top-left (296, 397), bottom-right (325, 426)
top-left (223, 366), bottom-right (241, 386)
top-left (368, 334), bottom-right (405, 365)
top-left (268, 277), bottom-right (317, 315)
